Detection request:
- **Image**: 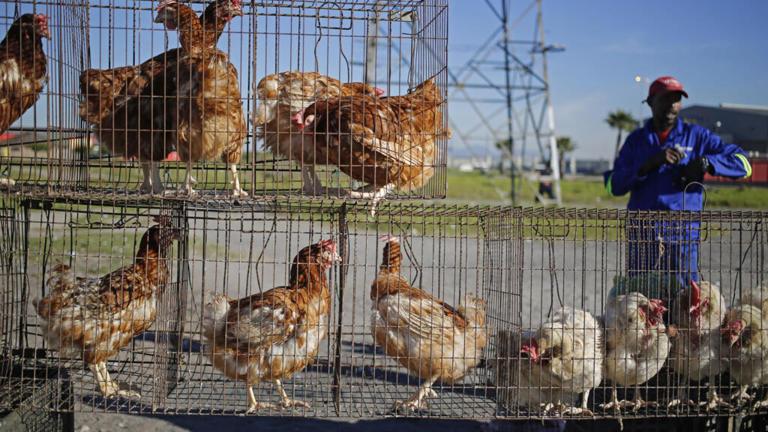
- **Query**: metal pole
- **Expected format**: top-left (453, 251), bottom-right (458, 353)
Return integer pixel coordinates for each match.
top-left (501, 0), bottom-right (516, 204)
top-left (537, 0), bottom-right (562, 205)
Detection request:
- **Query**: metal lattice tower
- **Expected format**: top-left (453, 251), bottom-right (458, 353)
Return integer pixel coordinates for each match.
top-left (447, 0), bottom-right (563, 205)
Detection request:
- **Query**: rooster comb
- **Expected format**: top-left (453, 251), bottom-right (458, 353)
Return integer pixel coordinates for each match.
top-left (156, 0), bottom-right (179, 11)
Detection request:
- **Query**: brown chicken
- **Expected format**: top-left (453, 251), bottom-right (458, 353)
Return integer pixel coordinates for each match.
top-left (154, 0), bottom-right (247, 197)
top-left (370, 235), bottom-right (486, 411)
top-left (202, 240), bottom-right (340, 412)
top-left (79, 0), bottom-right (240, 194)
top-left (253, 71), bottom-right (383, 195)
top-left (34, 217), bottom-right (179, 398)
top-left (0, 14), bottom-right (48, 184)
top-left (298, 79), bottom-right (449, 213)
top-left (0, 13), bottom-right (49, 135)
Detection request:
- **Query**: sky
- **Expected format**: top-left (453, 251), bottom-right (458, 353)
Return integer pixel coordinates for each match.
top-left (449, 0), bottom-right (768, 160)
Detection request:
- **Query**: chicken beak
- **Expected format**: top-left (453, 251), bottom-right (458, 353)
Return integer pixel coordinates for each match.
top-left (374, 87), bottom-right (385, 97)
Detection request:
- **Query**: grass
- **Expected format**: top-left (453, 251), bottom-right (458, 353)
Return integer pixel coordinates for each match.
top-left (444, 169), bottom-right (768, 209)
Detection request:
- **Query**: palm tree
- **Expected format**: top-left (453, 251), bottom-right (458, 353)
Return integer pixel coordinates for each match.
top-left (556, 136), bottom-right (575, 176)
top-left (605, 110), bottom-right (639, 161)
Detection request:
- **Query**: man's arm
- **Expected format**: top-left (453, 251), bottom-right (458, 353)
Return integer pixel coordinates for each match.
top-left (699, 128), bottom-right (752, 179)
top-left (606, 135), bottom-right (642, 196)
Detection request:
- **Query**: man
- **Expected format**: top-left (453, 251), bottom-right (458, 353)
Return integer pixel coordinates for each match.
top-left (605, 76), bottom-right (752, 284)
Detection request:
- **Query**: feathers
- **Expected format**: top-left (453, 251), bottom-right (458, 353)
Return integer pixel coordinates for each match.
top-left (515, 307), bottom-right (603, 409)
top-left (603, 292), bottom-right (670, 387)
top-left (370, 237), bottom-right (487, 386)
top-left (0, 14), bottom-right (48, 135)
top-left (34, 223), bottom-right (178, 365)
top-left (305, 79), bottom-right (446, 192)
top-left (203, 240), bottom-right (338, 385)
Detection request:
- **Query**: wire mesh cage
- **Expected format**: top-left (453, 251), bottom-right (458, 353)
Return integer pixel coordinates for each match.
top-left (1, 198), bottom-right (187, 414)
top-left (1, 0), bottom-right (449, 202)
top-left (3, 202), bottom-right (768, 420)
top-left (492, 208), bottom-right (768, 420)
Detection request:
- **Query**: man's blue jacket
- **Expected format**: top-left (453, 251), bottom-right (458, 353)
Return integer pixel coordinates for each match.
top-left (606, 118), bottom-right (752, 210)
top-left (604, 118), bottom-right (751, 284)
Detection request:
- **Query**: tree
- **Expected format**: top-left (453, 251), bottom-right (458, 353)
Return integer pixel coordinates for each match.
top-left (556, 136), bottom-right (575, 176)
top-left (605, 110), bottom-right (639, 161)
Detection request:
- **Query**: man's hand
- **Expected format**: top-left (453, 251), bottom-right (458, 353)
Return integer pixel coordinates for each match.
top-left (638, 148), bottom-right (683, 176)
top-left (679, 157), bottom-right (712, 187)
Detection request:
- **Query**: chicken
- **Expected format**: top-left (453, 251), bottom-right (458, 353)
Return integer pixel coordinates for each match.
top-left (80, 0), bottom-right (237, 121)
top-left (370, 235), bottom-right (486, 411)
top-left (154, 0), bottom-right (247, 197)
top-left (517, 307), bottom-right (603, 416)
top-left (668, 280), bottom-right (729, 410)
top-left (202, 239), bottom-right (340, 412)
top-left (0, 13), bottom-right (49, 177)
top-left (253, 71), bottom-right (383, 196)
top-left (0, 13), bottom-right (49, 133)
top-left (602, 292), bottom-right (670, 413)
top-left (34, 217), bottom-right (179, 398)
top-left (297, 79), bottom-right (450, 213)
top-left (721, 301), bottom-right (768, 409)
top-left (79, 0), bottom-right (239, 194)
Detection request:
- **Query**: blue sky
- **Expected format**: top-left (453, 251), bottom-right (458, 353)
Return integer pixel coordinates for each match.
top-left (450, 0), bottom-right (768, 159)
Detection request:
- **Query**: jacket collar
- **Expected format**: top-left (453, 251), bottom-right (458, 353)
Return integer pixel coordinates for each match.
top-left (644, 118), bottom-right (684, 141)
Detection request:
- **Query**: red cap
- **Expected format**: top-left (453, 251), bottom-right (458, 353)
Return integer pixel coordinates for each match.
top-left (647, 76), bottom-right (688, 101)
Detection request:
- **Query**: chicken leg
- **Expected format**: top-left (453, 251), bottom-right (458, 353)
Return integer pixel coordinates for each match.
top-left (275, 379), bottom-right (310, 409)
top-left (393, 374), bottom-right (439, 412)
top-left (600, 385), bottom-right (622, 413)
top-left (621, 386), bottom-right (657, 411)
top-left (730, 384), bottom-right (753, 405)
top-left (228, 163), bottom-right (248, 197)
top-left (175, 160), bottom-right (197, 196)
top-left (700, 384), bottom-right (731, 411)
top-left (299, 166), bottom-right (347, 197)
top-left (667, 386), bottom-right (694, 410)
top-left (347, 183), bottom-right (395, 216)
top-left (140, 161), bottom-right (165, 194)
top-left (562, 389), bottom-right (593, 416)
top-left (89, 362), bottom-right (141, 399)
top-left (245, 385), bottom-right (278, 413)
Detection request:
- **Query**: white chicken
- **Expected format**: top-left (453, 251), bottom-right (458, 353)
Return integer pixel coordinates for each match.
top-left (518, 307), bottom-right (603, 416)
top-left (668, 280), bottom-right (729, 410)
top-left (602, 292), bottom-right (670, 412)
top-left (722, 298), bottom-right (768, 409)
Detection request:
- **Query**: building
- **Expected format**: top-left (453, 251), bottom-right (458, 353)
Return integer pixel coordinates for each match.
top-left (680, 104), bottom-right (768, 157)
top-left (678, 104), bottom-right (768, 185)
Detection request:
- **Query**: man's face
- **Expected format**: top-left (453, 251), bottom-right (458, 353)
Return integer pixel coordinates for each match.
top-left (649, 91), bottom-right (683, 130)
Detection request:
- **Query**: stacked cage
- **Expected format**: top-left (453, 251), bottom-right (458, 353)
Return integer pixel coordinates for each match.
top-left (2, 0), bottom-right (768, 428)
top-left (2, 0), bottom-right (448, 200)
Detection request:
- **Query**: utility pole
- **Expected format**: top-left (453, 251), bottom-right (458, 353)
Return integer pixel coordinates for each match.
top-left (537, 0), bottom-right (561, 205)
top-left (501, 0), bottom-right (516, 203)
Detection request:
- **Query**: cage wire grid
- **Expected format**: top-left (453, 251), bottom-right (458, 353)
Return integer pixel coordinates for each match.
top-left (0, 200), bottom-right (767, 420)
top-left (1, 0), bottom-right (449, 200)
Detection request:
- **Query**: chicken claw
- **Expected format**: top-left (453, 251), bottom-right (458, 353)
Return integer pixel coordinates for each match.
top-left (699, 386), bottom-right (732, 412)
top-left (599, 387), bottom-right (622, 414)
top-left (730, 385), bottom-right (753, 406)
top-left (275, 379), bottom-right (310, 409)
top-left (245, 386), bottom-right (278, 413)
top-left (91, 363), bottom-right (141, 399)
top-left (393, 384), bottom-right (438, 412)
